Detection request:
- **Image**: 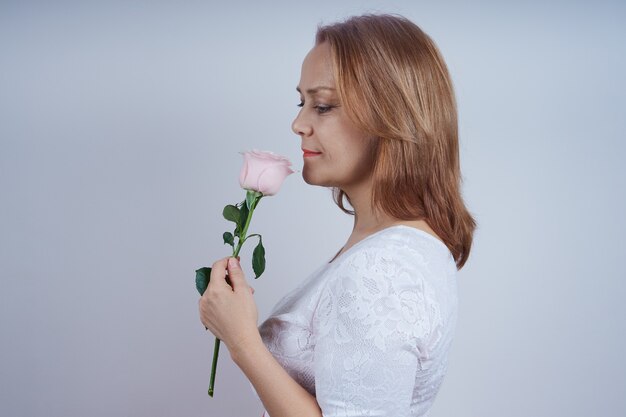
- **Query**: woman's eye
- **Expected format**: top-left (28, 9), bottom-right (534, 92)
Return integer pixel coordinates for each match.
top-left (296, 100), bottom-right (334, 114)
top-left (315, 105), bottom-right (333, 114)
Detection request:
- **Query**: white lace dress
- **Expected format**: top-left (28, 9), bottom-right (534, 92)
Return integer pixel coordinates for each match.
top-left (249, 225), bottom-right (458, 417)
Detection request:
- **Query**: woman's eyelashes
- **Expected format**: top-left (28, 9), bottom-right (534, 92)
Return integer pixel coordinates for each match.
top-left (315, 104), bottom-right (333, 114)
top-left (297, 100), bottom-right (335, 115)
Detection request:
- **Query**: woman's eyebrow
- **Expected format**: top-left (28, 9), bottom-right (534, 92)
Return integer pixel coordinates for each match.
top-left (296, 86), bottom-right (336, 94)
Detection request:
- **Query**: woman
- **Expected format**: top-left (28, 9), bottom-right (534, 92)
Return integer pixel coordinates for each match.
top-left (199, 13), bottom-right (476, 417)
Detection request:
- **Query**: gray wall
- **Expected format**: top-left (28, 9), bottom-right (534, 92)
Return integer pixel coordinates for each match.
top-left (1, 1), bottom-right (624, 416)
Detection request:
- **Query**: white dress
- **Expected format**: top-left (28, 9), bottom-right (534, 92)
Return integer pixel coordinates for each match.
top-left (249, 225), bottom-right (458, 417)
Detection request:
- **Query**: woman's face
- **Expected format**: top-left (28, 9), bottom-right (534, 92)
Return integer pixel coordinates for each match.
top-left (292, 42), bottom-right (377, 190)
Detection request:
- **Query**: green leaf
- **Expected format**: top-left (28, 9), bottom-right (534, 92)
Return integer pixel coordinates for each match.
top-left (252, 238), bottom-right (265, 278)
top-left (195, 267), bottom-right (212, 295)
top-left (239, 200), bottom-right (249, 229)
top-left (223, 232), bottom-right (234, 246)
top-left (246, 190), bottom-right (256, 211)
top-left (222, 204), bottom-right (240, 224)
top-left (246, 190), bottom-right (264, 211)
top-left (234, 199), bottom-right (248, 239)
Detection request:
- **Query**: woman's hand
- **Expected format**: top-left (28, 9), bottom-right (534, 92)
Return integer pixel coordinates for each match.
top-left (198, 256), bottom-right (260, 356)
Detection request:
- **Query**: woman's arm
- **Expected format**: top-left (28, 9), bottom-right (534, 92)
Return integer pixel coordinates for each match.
top-left (199, 257), bottom-right (322, 416)
top-left (230, 335), bottom-right (323, 417)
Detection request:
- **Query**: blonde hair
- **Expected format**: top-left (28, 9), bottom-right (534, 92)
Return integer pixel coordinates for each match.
top-left (316, 13), bottom-right (477, 270)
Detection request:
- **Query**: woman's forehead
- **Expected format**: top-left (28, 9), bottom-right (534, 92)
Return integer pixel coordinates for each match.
top-left (298, 43), bottom-right (335, 93)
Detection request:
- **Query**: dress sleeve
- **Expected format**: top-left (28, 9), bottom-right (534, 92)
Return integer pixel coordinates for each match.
top-left (312, 244), bottom-right (443, 417)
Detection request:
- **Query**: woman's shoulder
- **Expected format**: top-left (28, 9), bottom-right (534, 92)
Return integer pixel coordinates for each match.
top-left (379, 223), bottom-right (448, 249)
top-left (323, 225), bottom-right (454, 287)
top-left (345, 224), bottom-right (453, 264)
top-left (315, 224), bottom-right (458, 351)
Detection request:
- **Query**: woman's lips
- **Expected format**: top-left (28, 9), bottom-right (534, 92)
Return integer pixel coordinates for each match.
top-left (303, 150), bottom-right (322, 157)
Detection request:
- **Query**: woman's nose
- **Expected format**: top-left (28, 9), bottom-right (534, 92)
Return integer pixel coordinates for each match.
top-left (291, 111), bottom-right (312, 137)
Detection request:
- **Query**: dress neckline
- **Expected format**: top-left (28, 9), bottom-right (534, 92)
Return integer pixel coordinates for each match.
top-left (326, 224), bottom-right (450, 265)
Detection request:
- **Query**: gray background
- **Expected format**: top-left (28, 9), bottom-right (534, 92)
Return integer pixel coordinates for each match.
top-left (1, 1), bottom-right (624, 416)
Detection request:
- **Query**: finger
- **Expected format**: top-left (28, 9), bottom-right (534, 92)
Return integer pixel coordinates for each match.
top-left (207, 257), bottom-right (231, 290)
top-left (198, 299), bottom-right (210, 330)
top-left (226, 257), bottom-right (249, 292)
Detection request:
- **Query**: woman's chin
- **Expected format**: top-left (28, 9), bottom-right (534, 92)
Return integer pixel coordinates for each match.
top-left (302, 171), bottom-right (328, 187)
top-left (302, 175), bottom-right (319, 186)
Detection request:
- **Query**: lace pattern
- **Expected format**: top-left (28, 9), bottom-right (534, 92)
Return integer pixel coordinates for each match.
top-left (251, 226), bottom-right (458, 417)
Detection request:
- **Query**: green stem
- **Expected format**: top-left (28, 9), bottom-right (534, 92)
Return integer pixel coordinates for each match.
top-left (233, 196), bottom-right (258, 257)
top-left (241, 233), bottom-right (261, 246)
top-left (207, 334), bottom-right (220, 397)
top-left (207, 191), bottom-right (261, 397)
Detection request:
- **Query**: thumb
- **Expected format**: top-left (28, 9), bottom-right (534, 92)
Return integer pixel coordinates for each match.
top-left (227, 257), bottom-right (248, 291)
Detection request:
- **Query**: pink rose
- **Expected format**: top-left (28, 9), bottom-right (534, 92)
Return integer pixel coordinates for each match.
top-left (238, 150), bottom-right (295, 196)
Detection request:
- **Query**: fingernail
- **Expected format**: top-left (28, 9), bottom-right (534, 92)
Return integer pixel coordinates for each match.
top-left (229, 257), bottom-right (238, 268)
